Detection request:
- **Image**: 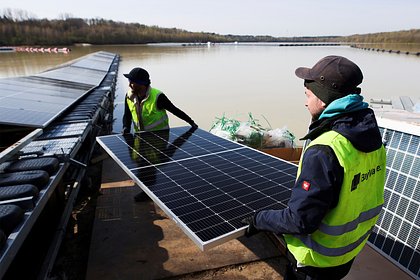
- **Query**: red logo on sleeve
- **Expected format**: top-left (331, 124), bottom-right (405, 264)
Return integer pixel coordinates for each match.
top-left (302, 181), bottom-right (311, 191)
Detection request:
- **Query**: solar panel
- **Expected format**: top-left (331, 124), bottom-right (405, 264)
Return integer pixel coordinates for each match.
top-left (1, 98), bottom-right (70, 112)
top-left (20, 137), bottom-right (80, 157)
top-left (38, 122), bottom-right (90, 139)
top-left (3, 93), bottom-right (73, 105)
top-left (37, 67), bottom-right (106, 86)
top-left (97, 127), bottom-right (297, 250)
top-left (0, 78), bottom-right (88, 101)
top-left (0, 76), bottom-right (91, 92)
top-left (0, 79), bottom-right (87, 128)
top-left (368, 118), bottom-right (420, 279)
top-left (72, 57), bottom-right (115, 72)
top-left (20, 76), bottom-right (94, 91)
top-left (0, 52), bottom-right (116, 128)
top-left (0, 107), bottom-right (54, 127)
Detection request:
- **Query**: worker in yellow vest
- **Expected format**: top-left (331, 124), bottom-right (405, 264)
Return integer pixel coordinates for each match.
top-left (122, 67), bottom-right (198, 201)
top-left (242, 56), bottom-right (386, 280)
top-left (122, 67), bottom-right (197, 134)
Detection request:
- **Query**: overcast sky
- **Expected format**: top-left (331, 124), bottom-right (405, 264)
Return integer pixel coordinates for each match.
top-left (2, 0), bottom-right (420, 37)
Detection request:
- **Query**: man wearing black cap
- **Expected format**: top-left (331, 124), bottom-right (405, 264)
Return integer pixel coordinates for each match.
top-left (122, 67), bottom-right (198, 202)
top-left (122, 67), bottom-right (198, 134)
top-left (242, 56), bottom-right (386, 279)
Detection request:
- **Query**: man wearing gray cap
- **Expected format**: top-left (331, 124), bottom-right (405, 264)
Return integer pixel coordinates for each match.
top-left (243, 56), bottom-right (386, 279)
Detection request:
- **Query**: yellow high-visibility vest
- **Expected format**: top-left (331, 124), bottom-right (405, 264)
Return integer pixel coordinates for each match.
top-left (284, 130), bottom-right (386, 267)
top-left (126, 87), bottom-right (169, 132)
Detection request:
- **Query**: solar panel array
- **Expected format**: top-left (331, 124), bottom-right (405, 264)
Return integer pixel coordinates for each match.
top-left (97, 127), bottom-right (297, 250)
top-left (368, 125), bottom-right (420, 279)
top-left (0, 52), bottom-right (115, 128)
top-left (0, 51), bottom-right (119, 279)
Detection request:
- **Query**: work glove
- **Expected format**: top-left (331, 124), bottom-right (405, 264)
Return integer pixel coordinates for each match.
top-left (190, 122), bottom-right (198, 129)
top-left (241, 214), bottom-right (260, 237)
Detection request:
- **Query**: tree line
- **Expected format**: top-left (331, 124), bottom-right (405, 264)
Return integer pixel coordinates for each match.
top-left (340, 29), bottom-right (420, 44)
top-left (0, 9), bottom-right (418, 46)
top-left (0, 16), bottom-right (232, 45)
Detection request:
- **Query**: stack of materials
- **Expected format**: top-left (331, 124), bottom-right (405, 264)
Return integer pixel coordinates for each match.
top-left (209, 113), bottom-right (296, 149)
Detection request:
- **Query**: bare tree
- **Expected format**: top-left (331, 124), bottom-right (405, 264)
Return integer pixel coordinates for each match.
top-left (1, 8), bottom-right (37, 21)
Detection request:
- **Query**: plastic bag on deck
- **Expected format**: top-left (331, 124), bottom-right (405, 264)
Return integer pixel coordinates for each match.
top-left (210, 113), bottom-right (295, 149)
top-left (234, 113), bottom-right (265, 148)
top-left (263, 127), bottom-right (296, 148)
top-left (209, 114), bottom-right (240, 140)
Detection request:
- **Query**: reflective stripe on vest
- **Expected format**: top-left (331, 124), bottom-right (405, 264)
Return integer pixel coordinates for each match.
top-left (144, 114), bottom-right (169, 131)
top-left (284, 130), bottom-right (386, 267)
top-left (294, 225), bottom-right (375, 257)
top-left (126, 87), bottom-right (169, 132)
top-left (317, 204), bottom-right (383, 236)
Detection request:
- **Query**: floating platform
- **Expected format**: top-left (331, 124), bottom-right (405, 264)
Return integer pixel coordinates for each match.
top-left (0, 51), bottom-right (119, 279)
top-left (84, 157), bottom-right (413, 279)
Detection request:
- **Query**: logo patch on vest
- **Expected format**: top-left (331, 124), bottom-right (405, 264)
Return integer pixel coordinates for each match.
top-left (302, 181), bottom-right (311, 191)
top-left (351, 173), bottom-right (361, 191)
top-left (351, 165), bottom-right (382, 191)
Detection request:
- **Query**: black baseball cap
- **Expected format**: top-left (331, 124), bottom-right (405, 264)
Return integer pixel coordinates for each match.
top-left (123, 67), bottom-right (151, 85)
top-left (295, 56), bottom-right (363, 105)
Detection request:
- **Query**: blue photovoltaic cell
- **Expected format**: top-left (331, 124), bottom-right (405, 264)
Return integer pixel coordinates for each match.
top-left (97, 127), bottom-right (297, 250)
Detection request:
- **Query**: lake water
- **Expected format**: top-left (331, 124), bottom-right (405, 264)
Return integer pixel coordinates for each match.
top-left (1, 44), bottom-right (419, 146)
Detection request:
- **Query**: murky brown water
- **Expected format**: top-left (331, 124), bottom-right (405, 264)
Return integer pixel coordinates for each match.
top-left (1, 43), bottom-right (419, 146)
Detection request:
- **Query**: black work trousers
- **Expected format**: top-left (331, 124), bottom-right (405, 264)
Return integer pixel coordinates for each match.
top-left (284, 250), bottom-right (354, 280)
